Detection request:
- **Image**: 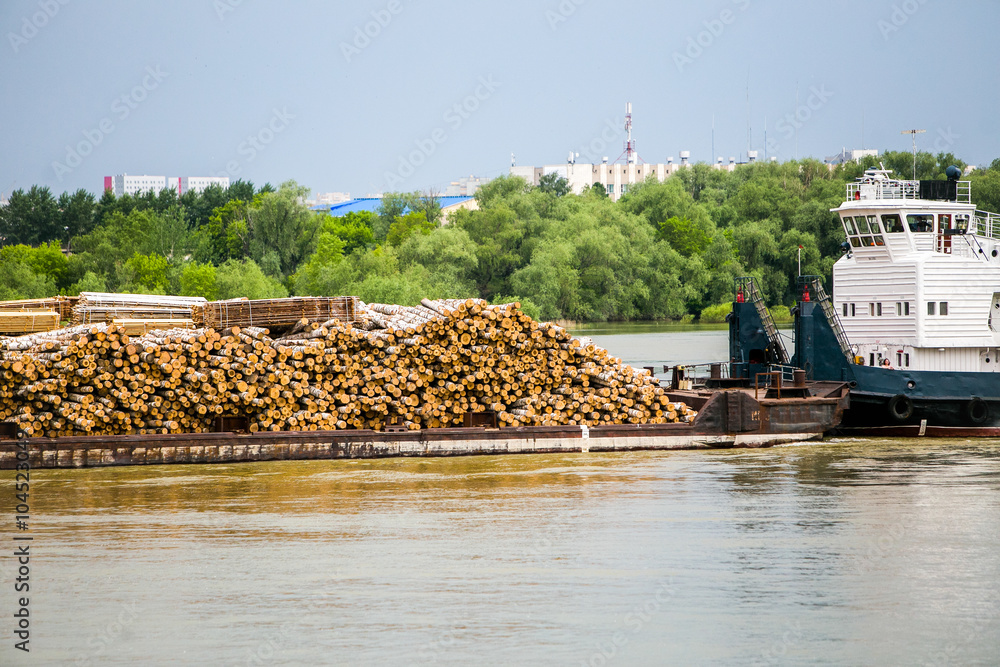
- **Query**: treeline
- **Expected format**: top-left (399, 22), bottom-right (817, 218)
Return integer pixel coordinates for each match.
top-left (1, 151), bottom-right (999, 322)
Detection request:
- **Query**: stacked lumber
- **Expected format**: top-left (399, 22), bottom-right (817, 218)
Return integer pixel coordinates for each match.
top-left (0, 298), bottom-right (694, 438)
top-left (193, 296), bottom-right (359, 329)
top-left (72, 293), bottom-right (207, 325)
top-left (0, 310), bottom-right (60, 335)
top-left (0, 296), bottom-right (77, 320)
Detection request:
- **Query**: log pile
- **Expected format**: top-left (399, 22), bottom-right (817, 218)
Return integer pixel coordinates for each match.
top-left (193, 296), bottom-right (359, 330)
top-left (112, 319), bottom-right (195, 336)
top-left (0, 298), bottom-right (694, 438)
top-left (72, 293), bottom-right (207, 325)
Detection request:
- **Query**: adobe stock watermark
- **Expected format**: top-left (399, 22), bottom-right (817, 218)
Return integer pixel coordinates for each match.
top-left (750, 621), bottom-right (805, 666)
top-left (7, 0), bottom-right (71, 54)
top-left (214, 0), bottom-right (244, 22)
top-left (580, 577), bottom-right (677, 666)
top-left (73, 601), bottom-right (142, 666)
top-left (930, 126), bottom-right (959, 152)
top-left (51, 65), bottom-right (169, 182)
top-left (877, 0), bottom-right (929, 41)
top-left (383, 75), bottom-right (501, 189)
top-left (766, 84), bottom-right (834, 158)
top-left (546, 0), bottom-right (587, 31)
top-left (575, 116), bottom-right (623, 165)
top-left (340, 0), bottom-right (405, 63)
top-left (673, 0), bottom-right (751, 73)
top-left (417, 623), bottom-right (468, 664)
top-left (923, 602), bottom-right (999, 667)
top-left (215, 107), bottom-right (295, 179)
top-left (230, 567), bottom-right (343, 666)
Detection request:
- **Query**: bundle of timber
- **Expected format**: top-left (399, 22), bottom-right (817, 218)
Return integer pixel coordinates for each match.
top-left (0, 296), bottom-right (77, 320)
top-left (193, 296), bottom-right (359, 329)
top-left (71, 293), bottom-right (207, 325)
top-left (0, 297), bottom-right (694, 437)
top-left (0, 310), bottom-right (60, 335)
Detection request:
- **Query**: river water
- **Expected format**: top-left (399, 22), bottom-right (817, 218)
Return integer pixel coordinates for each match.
top-left (5, 328), bottom-right (999, 666)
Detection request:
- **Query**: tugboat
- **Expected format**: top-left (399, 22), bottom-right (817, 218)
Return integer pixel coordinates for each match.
top-left (731, 165), bottom-right (1000, 434)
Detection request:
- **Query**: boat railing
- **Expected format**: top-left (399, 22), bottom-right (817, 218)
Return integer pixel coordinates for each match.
top-left (798, 276), bottom-right (854, 362)
top-left (766, 364), bottom-right (799, 383)
top-left (846, 179), bottom-right (971, 203)
top-left (974, 210), bottom-right (1000, 238)
top-left (734, 276), bottom-right (788, 365)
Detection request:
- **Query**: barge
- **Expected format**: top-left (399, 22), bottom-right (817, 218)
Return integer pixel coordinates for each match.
top-left (0, 386), bottom-right (849, 469)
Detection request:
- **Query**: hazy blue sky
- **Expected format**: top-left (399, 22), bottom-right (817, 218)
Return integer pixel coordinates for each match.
top-left (2, 0), bottom-right (998, 199)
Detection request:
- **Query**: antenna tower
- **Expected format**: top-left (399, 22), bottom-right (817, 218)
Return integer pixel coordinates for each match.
top-left (900, 129), bottom-right (926, 179)
top-left (615, 102), bottom-right (642, 164)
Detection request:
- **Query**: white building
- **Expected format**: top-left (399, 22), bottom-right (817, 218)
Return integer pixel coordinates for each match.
top-left (511, 154), bottom-right (692, 202)
top-left (104, 174), bottom-right (230, 197)
top-left (825, 148), bottom-right (880, 165)
top-left (313, 192), bottom-right (352, 206)
top-left (176, 176), bottom-right (230, 195)
top-left (105, 174), bottom-right (167, 197)
top-left (444, 175), bottom-right (491, 197)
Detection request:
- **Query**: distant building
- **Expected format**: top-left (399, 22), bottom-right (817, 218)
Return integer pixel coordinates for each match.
top-left (443, 175), bottom-right (490, 197)
top-left (511, 154), bottom-right (691, 203)
top-left (825, 148), bottom-right (879, 165)
top-left (105, 174), bottom-right (166, 197)
top-left (103, 174), bottom-right (230, 197)
top-left (175, 176), bottom-right (231, 195)
top-left (313, 192), bottom-right (352, 207)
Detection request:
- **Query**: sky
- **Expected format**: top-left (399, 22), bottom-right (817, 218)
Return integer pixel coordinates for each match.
top-left (2, 0), bottom-right (999, 200)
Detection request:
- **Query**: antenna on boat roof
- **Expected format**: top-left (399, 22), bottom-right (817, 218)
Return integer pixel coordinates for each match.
top-left (900, 129), bottom-right (926, 179)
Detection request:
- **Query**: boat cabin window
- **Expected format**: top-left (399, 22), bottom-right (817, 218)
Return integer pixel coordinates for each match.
top-left (955, 214), bottom-right (971, 233)
top-left (938, 214), bottom-right (952, 231)
top-left (881, 214), bottom-right (905, 233)
top-left (907, 214), bottom-right (934, 232)
top-left (940, 301), bottom-right (949, 315)
top-left (928, 302), bottom-right (936, 315)
top-left (843, 215), bottom-right (885, 247)
top-left (895, 302), bottom-right (910, 316)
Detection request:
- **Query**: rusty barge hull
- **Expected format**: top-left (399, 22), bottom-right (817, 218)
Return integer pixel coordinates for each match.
top-left (0, 389), bottom-right (849, 469)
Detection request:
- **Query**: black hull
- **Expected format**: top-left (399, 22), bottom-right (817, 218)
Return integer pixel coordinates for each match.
top-left (841, 391), bottom-right (1000, 428)
top-left (733, 290), bottom-right (1000, 433)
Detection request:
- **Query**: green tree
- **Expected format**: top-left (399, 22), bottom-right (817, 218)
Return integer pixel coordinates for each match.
top-left (324, 211), bottom-right (376, 254)
top-left (118, 252), bottom-right (171, 293)
top-left (538, 172), bottom-right (570, 196)
top-left (0, 186), bottom-right (60, 245)
top-left (397, 226), bottom-right (478, 296)
top-left (179, 262), bottom-right (218, 300)
top-left (247, 181), bottom-right (320, 276)
top-left (0, 242), bottom-right (69, 288)
top-left (225, 179), bottom-right (256, 202)
top-left (386, 211), bottom-right (434, 247)
top-left (658, 216), bottom-right (710, 257)
top-left (214, 259), bottom-right (288, 300)
top-left (59, 189), bottom-right (97, 240)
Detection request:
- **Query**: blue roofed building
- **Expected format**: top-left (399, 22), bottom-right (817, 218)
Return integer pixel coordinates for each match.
top-left (309, 196), bottom-right (478, 224)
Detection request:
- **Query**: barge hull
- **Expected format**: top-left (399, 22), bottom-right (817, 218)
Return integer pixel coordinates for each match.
top-left (0, 390), bottom-right (846, 469)
top-left (0, 426), bottom-right (825, 469)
